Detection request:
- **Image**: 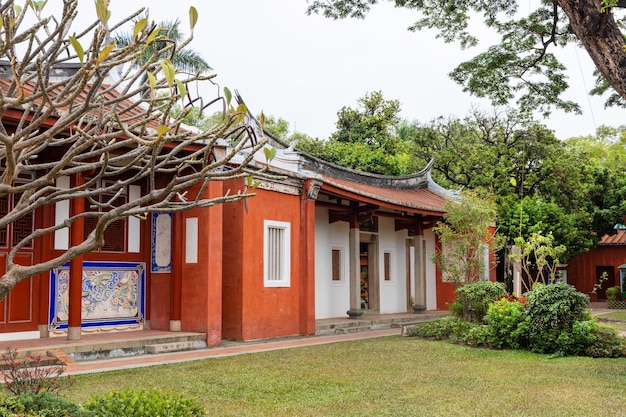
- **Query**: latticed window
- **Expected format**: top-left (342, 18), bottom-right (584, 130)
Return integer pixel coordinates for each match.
top-left (84, 180), bottom-right (127, 252)
top-left (0, 172), bottom-right (35, 249)
top-left (332, 249), bottom-right (342, 281)
top-left (264, 220), bottom-right (291, 287)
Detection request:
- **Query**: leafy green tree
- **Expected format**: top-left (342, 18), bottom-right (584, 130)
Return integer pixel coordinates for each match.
top-left (307, 0), bottom-right (626, 112)
top-left (432, 190), bottom-right (505, 285)
top-left (297, 91), bottom-right (422, 175)
top-left (114, 18), bottom-right (210, 83)
top-left (509, 232), bottom-right (567, 292)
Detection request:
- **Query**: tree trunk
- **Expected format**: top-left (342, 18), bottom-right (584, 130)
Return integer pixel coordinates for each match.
top-left (556, 0), bottom-right (626, 100)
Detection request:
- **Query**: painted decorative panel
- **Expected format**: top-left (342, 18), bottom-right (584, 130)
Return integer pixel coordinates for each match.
top-left (49, 261), bottom-right (145, 330)
top-left (151, 212), bottom-right (172, 272)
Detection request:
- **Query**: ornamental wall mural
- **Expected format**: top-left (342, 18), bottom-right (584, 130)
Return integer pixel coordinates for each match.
top-left (49, 261), bottom-right (145, 330)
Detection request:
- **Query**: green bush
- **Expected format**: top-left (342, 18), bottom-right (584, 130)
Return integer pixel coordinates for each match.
top-left (584, 324), bottom-right (626, 358)
top-left (523, 283), bottom-right (591, 354)
top-left (455, 281), bottom-right (507, 323)
top-left (409, 316), bottom-right (488, 346)
top-left (606, 286), bottom-right (621, 301)
top-left (85, 388), bottom-right (205, 417)
top-left (484, 298), bottom-right (526, 349)
top-left (0, 396), bottom-right (25, 417)
top-left (18, 392), bottom-right (94, 417)
top-left (448, 300), bottom-right (463, 317)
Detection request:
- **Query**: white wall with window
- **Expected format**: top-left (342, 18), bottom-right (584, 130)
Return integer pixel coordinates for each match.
top-left (314, 208), bottom-right (350, 318)
top-left (378, 217), bottom-right (408, 314)
top-left (264, 220), bottom-right (291, 287)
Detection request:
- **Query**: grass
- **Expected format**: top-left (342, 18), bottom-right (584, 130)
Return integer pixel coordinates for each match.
top-left (597, 311), bottom-right (626, 333)
top-left (64, 336), bottom-right (626, 417)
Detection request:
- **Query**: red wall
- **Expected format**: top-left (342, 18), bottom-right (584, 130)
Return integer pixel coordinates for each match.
top-left (566, 246), bottom-right (625, 300)
top-left (222, 181), bottom-right (314, 341)
top-left (179, 181), bottom-right (224, 346)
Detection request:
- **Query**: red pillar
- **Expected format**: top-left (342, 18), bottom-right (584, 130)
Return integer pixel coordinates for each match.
top-left (68, 173), bottom-right (84, 340)
top-left (299, 179), bottom-right (317, 336)
top-left (170, 211), bottom-right (183, 331)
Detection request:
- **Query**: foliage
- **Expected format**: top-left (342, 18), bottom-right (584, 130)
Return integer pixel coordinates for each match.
top-left (0, 1), bottom-right (269, 301)
top-left (85, 388), bottom-right (205, 417)
top-left (1, 348), bottom-right (72, 396)
top-left (523, 283), bottom-right (592, 355)
top-left (606, 286), bottom-right (622, 301)
top-left (17, 392), bottom-right (94, 417)
top-left (509, 231), bottom-right (567, 292)
top-left (453, 281), bottom-right (507, 323)
top-left (297, 91), bottom-right (422, 175)
top-left (448, 300), bottom-right (463, 317)
top-left (584, 324), bottom-right (626, 358)
top-left (484, 298), bottom-right (526, 349)
top-left (114, 18), bottom-right (210, 83)
top-left (306, 0), bottom-right (626, 115)
top-left (432, 190), bottom-right (505, 285)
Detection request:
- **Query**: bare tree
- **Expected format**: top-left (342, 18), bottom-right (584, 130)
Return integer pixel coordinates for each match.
top-left (0, 1), bottom-right (268, 301)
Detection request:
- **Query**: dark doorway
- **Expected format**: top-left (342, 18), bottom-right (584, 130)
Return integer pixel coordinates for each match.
top-left (595, 266), bottom-right (616, 300)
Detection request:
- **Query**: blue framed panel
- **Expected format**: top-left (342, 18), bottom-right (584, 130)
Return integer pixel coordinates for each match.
top-left (151, 212), bottom-right (172, 273)
top-left (49, 261), bottom-right (146, 330)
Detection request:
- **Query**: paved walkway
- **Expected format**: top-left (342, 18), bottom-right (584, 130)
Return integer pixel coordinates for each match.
top-left (55, 328), bottom-right (402, 376)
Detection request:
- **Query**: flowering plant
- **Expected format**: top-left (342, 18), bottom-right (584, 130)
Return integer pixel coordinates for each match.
top-left (1, 347), bottom-right (72, 395)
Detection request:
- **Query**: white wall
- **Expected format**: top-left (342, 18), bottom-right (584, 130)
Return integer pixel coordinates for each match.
top-left (378, 217), bottom-right (408, 314)
top-left (314, 208), bottom-right (350, 319)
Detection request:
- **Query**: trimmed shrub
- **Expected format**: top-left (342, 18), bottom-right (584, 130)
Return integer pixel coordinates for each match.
top-left (85, 388), bottom-right (205, 417)
top-left (585, 324), bottom-right (626, 358)
top-left (455, 281), bottom-right (507, 323)
top-left (409, 316), bottom-right (488, 346)
top-left (484, 298), bottom-right (526, 349)
top-left (18, 392), bottom-right (94, 417)
top-left (606, 286), bottom-right (621, 301)
top-left (523, 283), bottom-right (591, 354)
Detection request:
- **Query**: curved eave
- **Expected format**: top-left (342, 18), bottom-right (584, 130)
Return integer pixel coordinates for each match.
top-left (319, 177), bottom-right (446, 216)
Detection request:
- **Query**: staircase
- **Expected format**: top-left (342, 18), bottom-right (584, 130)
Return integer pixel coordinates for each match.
top-left (315, 313), bottom-right (445, 336)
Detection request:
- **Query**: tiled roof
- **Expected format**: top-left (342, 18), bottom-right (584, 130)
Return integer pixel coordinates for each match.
top-left (0, 77), bottom-right (161, 132)
top-left (599, 229), bottom-right (626, 245)
top-left (321, 175), bottom-right (447, 214)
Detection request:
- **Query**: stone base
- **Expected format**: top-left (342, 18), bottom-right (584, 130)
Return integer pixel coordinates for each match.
top-left (38, 324), bottom-right (49, 339)
top-left (67, 326), bottom-right (81, 341)
top-left (169, 320), bottom-right (181, 332)
top-left (347, 309), bottom-right (364, 319)
top-left (412, 305), bottom-right (427, 313)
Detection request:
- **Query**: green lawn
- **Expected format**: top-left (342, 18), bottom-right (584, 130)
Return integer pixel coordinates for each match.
top-left (597, 311), bottom-right (626, 333)
top-left (65, 336), bottom-right (626, 417)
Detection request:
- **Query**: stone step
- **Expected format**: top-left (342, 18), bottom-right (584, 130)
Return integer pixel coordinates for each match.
top-left (334, 325), bottom-right (372, 335)
top-left (315, 313), bottom-right (446, 336)
top-left (145, 340), bottom-right (205, 354)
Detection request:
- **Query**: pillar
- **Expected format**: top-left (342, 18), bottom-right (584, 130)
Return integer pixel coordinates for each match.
top-left (347, 208), bottom-right (363, 318)
top-left (170, 211), bottom-right (183, 332)
top-left (413, 223), bottom-right (427, 312)
top-left (67, 173), bottom-right (84, 340)
top-left (299, 179), bottom-right (317, 335)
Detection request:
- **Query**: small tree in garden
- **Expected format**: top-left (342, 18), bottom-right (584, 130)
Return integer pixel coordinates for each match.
top-left (509, 232), bottom-right (567, 293)
top-left (432, 189), bottom-right (505, 285)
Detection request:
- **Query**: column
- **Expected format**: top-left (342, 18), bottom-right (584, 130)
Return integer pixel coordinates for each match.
top-left (170, 211), bottom-right (183, 331)
top-left (67, 173), bottom-right (84, 340)
top-left (347, 208), bottom-right (363, 318)
top-left (413, 222), bottom-right (426, 312)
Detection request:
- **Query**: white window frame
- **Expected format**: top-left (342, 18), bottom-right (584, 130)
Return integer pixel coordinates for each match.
top-left (264, 220), bottom-right (291, 287)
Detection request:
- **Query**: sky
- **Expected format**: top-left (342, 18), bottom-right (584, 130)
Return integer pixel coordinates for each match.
top-left (81, 1), bottom-right (626, 140)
